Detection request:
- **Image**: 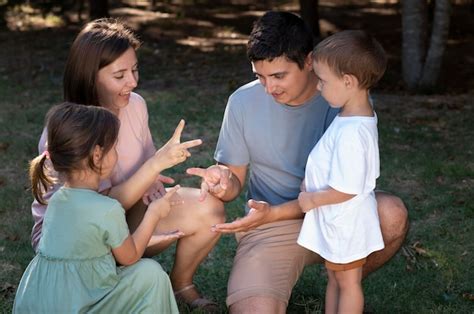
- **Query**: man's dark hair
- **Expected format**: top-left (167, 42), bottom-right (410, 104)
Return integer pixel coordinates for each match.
top-left (247, 11), bottom-right (313, 69)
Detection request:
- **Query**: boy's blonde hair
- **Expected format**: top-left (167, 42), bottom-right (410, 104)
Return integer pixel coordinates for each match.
top-left (313, 30), bottom-right (387, 89)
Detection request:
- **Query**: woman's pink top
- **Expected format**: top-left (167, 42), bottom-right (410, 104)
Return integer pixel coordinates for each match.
top-left (31, 93), bottom-right (156, 251)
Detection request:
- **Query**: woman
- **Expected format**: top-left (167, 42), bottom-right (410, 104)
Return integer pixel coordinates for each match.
top-left (31, 18), bottom-right (224, 310)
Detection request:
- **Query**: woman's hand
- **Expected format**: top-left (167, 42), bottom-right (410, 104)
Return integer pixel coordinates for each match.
top-left (152, 120), bottom-right (202, 171)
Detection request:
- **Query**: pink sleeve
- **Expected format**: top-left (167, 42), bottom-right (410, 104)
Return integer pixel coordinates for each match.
top-left (140, 95), bottom-right (156, 159)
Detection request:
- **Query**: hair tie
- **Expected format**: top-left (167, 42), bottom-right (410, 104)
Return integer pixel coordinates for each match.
top-left (43, 151), bottom-right (50, 159)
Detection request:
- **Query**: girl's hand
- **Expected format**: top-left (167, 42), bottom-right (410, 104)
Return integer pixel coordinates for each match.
top-left (149, 230), bottom-right (185, 246)
top-left (152, 120), bottom-right (202, 171)
top-left (142, 174), bottom-right (175, 205)
top-left (148, 185), bottom-right (182, 219)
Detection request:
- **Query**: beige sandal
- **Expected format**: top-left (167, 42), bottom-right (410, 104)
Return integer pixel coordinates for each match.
top-left (174, 284), bottom-right (218, 312)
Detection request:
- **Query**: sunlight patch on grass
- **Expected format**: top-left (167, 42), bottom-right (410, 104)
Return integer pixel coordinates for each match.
top-left (6, 5), bottom-right (64, 31)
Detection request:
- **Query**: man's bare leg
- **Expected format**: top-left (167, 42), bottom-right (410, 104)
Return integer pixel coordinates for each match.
top-left (364, 192), bottom-right (409, 277)
top-left (126, 187), bottom-right (225, 300)
top-left (230, 296), bottom-right (286, 314)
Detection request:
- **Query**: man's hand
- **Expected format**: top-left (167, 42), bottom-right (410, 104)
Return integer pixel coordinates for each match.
top-left (211, 199), bottom-right (272, 233)
top-left (186, 164), bottom-right (233, 201)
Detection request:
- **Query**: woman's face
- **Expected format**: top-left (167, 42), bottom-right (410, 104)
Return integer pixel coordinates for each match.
top-left (96, 47), bottom-right (139, 114)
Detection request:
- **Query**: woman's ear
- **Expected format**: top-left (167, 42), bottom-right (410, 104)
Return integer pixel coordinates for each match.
top-left (92, 145), bottom-right (103, 167)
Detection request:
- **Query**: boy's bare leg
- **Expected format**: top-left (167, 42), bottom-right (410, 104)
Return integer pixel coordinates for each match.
top-left (126, 187), bottom-right (225, 299)
top-left (364, 192), bottom-right (408, 277)
top-left (334, 267), bottom-right (364, 314)
top-left (325, 269), bottom-right (339, 314)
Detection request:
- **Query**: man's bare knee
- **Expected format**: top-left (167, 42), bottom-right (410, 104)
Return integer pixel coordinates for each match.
top-left (375, 192), bottom-right (409, 241)
top-left (229, 296), bottom-right (286, 314)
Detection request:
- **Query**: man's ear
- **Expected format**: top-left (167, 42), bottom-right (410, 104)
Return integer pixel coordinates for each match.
top-left (93, 145), bottom-right (103, 167)
top-left (305, 52), bottom-right (313, 70)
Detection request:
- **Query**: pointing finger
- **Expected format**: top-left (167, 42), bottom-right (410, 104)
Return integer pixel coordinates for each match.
top-left (186, 167), bottom-right (207, 178)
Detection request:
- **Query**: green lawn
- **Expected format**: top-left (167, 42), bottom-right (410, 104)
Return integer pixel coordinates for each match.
top-left (0, 17), bottom-right (473, 314)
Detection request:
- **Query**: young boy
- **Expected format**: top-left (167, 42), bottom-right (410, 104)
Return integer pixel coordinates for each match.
top-left (297, 30), bottom-right (387, 313)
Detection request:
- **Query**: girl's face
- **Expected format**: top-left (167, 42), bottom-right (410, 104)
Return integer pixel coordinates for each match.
top-left (99, 143), bottom-right (118, 180)
top-left (96, 47), bottom-right (139, 115)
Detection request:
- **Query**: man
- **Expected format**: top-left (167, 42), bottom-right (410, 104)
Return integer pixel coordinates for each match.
top-left (187, 11), bottom-right (408, 313)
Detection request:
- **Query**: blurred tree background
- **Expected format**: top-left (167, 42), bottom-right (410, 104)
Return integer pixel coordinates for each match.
top-left (0, 1), bottom-right (473, 313)
top-left (0, 0), bottom-right (472, 93)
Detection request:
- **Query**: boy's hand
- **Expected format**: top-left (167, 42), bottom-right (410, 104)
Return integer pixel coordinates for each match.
top-left (300, 180), bottom-right (306, 192)
top-left (298, 191), bottom-right (315, 213)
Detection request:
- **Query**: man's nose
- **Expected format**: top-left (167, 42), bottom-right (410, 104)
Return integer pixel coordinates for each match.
top-left (264, 78), bottom-right (276, 94)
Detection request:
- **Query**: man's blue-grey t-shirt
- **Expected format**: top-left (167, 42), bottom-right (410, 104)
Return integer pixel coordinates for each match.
top-left (215, 80), bottom-right (338, 213)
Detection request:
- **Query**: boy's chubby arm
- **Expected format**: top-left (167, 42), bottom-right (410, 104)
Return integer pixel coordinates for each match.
top-left (298, 187), bottom-right (355, 213)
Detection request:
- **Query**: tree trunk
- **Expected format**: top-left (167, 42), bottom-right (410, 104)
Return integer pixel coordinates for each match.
top-left (402, 0), bottom-right (428, 90)
top-left (299, 0), bottom-right (320, 39)
top-left (89, 0), bottom-right (109, 19)
top-left (402, 0), bottom-right (451, 92)
top-left (419, 0), bottom-right (451, 89)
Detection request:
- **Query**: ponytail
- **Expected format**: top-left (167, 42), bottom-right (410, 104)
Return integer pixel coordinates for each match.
top-left (29, 153), bottom-right (53, 205)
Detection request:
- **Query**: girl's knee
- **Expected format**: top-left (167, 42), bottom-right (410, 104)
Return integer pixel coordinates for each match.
top-left (133, 258), bottom-right (168, 283)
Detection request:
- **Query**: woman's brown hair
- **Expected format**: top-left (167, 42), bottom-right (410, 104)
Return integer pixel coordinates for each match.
top-left (30, 102), bottom-right (120, 204)
top-left (63, 18), bottom-right (141, 106)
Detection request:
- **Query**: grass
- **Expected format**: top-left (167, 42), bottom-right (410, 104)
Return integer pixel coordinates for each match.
top-left (1, 13), bottom-right (473, 314)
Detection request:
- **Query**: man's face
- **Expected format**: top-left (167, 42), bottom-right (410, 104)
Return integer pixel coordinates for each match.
top-left (252, 55), bottom-right (318, 106)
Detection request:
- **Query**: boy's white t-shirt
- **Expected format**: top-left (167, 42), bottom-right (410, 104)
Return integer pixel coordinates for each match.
top-left (297, 114), bottom-right (385, 264)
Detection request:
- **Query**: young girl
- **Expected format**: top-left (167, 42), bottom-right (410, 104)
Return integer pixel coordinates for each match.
top-left (14, 103), bottom-right (190, 313)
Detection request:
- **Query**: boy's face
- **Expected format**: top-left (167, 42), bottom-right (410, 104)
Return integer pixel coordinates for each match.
top-left (252, 55), bottom-right (318, 106)
top-left (313, 61), bottom-right (348, 108)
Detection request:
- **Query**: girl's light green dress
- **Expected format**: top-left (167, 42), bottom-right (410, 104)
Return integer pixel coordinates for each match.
top-left (14, 187), bottom-right (179, 313)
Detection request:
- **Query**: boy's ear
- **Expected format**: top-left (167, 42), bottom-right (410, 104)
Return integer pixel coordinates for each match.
top-left (343, 73), bottom-right (359, 89)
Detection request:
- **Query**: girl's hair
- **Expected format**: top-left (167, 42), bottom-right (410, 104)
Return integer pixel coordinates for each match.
top-left (63, 18), bottom-right (141, 106)
top-left (312, 30), bottom-right (387, 89)
top-left (30, 102), bottom-right (120, 204)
